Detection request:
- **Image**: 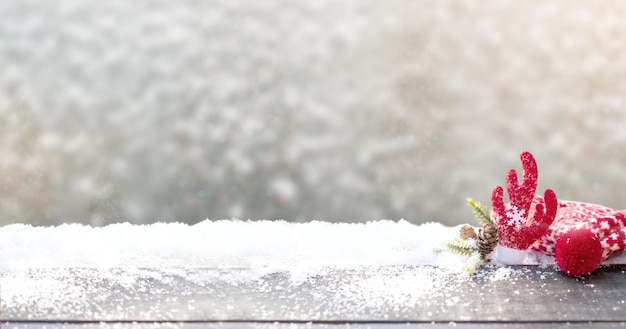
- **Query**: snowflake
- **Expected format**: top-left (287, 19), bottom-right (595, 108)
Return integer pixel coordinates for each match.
top-left (506, 206), bottom-right (526, 231)
top-left (600, 221), bottom-right (611, 230)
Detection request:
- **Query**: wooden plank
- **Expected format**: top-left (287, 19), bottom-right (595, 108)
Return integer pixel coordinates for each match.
top-left (2, 265), bottom-right (626, 323)
top-left (2, 322), bottom-right (626, 329)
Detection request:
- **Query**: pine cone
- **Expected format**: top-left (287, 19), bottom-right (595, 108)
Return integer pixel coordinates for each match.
top-left (460, 224), bottom-right (477, 240)
top-left (478, 223), bottom-right (498, 260)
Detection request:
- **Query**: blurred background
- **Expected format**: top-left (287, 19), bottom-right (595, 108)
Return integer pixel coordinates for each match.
top-left (1, 0), bottom-right (626, 226)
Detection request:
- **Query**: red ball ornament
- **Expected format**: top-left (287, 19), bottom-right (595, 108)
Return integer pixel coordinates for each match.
top-left (554, 228), bottom-right (603, 276)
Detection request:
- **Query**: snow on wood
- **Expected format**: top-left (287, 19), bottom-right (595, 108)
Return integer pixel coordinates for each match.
top-left (2, 266), bottom-right (626, 322)
top-left (1, 221), bottom-right (625, 322)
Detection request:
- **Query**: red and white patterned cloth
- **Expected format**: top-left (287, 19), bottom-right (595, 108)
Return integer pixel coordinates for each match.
top-left (491, 151), bottom-right (626, 276)
top-left (532, 198), bottom-right (626, 260)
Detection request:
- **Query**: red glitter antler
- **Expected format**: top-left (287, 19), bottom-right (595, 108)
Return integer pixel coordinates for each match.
top-left (491, 151), bottom-right (558, 249)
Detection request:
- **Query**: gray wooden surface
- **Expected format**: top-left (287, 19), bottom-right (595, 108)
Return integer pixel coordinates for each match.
top-left (1, 323), bottom-right (626, 329)
top-left (2, 265), bottom-right (626, 328)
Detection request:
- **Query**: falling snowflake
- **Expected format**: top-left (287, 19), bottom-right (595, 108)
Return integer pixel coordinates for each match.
top-left (506, 206), bottom-right (526, 231)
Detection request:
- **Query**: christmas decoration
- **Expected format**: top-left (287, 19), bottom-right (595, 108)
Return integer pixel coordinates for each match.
top-left (491, 151), bottom-right (626, 276)
top-left (441, 151), bottom-right (626, 276)
top-left (491, 151), bottom-right (558, 250)
top-left (435, 199), bottom-right (498, 273)
top-left (477, 223), bottom-right (498, 261)
top-left (460, 224), bottom-right (477, 240)
top-left (466, 199), bottom-right (499, 260)
top-left (439, 233), bottom-right (477, 258)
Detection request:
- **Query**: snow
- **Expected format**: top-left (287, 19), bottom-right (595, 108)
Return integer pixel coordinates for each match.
top-left (0, 220), bottom-right (472, 319)
top-left (493, 245), bottom-right (539, 265)
top-left (0, 220), bottom-right (460, 273)
top-left (1, 220), bottom-right (623, 273)
top-left (1, 0), bottom-right (626, 321)
top-left (488, 267), bottom-right (516, 282)
top-left (1, 220), bottom-right (625, 320)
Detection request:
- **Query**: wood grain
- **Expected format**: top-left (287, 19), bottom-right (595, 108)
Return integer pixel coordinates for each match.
top-left (1, 265), bottom-right (625, 324)
top-left (2, 322), bottom-right (626, 329)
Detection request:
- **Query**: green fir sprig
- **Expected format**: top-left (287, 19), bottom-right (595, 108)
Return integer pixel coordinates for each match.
top-left (440, 238), bottom-right (478, 257)
top-left (467, 198), bottom-right (493, 226)
top-left (435, 198), bottom-right (497, 274)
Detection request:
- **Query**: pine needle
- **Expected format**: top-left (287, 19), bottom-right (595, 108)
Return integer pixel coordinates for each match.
top-left (440, 238), bottom-right (477, 257)
top-left (432, 248), bottom-right (445, 254)
top-left (467, 198), bottom-right (493, 226)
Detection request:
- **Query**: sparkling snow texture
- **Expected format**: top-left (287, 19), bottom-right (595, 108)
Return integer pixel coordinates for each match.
top-left (1, 221), bottom-right (624, 320)
top-left (0, 220), bottom-right (459, 273)
top-left (1, 220), bottom-right (624, 273)
top-left (0, 221), bottom-right (470, 319)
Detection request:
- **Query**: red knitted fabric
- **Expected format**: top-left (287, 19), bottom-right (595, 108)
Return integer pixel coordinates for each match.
top-left (531, 199), bottom-right (626, 260)
top-left (492, 151), bottom-right (626, 276)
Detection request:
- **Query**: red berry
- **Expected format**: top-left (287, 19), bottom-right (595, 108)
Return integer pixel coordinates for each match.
top-left (555, 228), bottom-right (603, 276)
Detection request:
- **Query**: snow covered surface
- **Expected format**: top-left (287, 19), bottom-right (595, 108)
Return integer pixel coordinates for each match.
top-left (0, 220), bottom-right (460, 272)
top-left (1, 220), bottom-right (624, 273)
top-left (0, 220), bottom-right (465, 320)
top-left (1, 220), bottom-right (625, 321)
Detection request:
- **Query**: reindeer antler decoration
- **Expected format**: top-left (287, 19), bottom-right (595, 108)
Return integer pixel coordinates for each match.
top-left (441, 151), bottom-right (626, 276)
top-left (491, 151), bottom-right (558, 250)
